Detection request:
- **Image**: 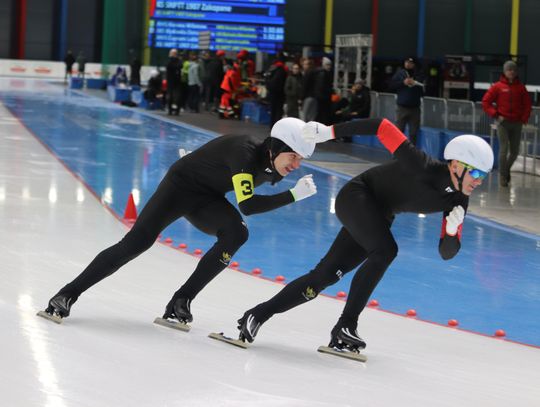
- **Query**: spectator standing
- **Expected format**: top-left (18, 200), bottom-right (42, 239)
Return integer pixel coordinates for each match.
top-left (284, 63), bottom-right (303, 118)
top-left (206, 50), bottom-right (226, 112)
top-left (166, 48), bottom-right (181, 115)
top-left (76, 51), bottom-right (87, 79)
top-left (301, 58), bottom-right (318, 122)
top-left (314, 57), bottom-right (333, 125)
top-left (219, 62), bottom-right (242, 119)
top-left (130, 55), bottom-right (142, 86)
top-left (180, 53), bottom-right (190, 112)
top-left (63, 50), bottom-right (76, 83)
top-left (482, 60), bottom-right (532, 187)
top-left (187, 52), bottom-right (202, 113)
top-left (266, 54), bottom-right (288, 127)
top-left (390, 57), bottom-right (424, 145)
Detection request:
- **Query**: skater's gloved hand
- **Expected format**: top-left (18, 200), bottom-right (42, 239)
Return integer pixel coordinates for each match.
top-left (302, 121), bottom-right (335, 144)
top-left (445, 205), bottom-right (465, 236)
top-left (290, 174), bottom-right (317, 201)
top-left (179, 148), bottom-right (192, 158)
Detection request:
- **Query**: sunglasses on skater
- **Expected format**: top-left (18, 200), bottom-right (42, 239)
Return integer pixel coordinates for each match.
top-left (459, 162), bottom-right (488, 180)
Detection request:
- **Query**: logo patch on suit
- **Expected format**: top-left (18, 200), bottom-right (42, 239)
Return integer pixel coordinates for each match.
top-left (302, 286), bottom-right (317, 301)
top-left (220, 252), bottom-right (232, 265)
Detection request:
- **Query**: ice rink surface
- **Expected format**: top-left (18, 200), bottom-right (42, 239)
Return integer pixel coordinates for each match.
top-left (1, 79), bottom-right (539, 406)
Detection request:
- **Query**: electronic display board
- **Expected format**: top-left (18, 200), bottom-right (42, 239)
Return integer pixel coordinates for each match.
top-left (148, 1), bottom-right (285, 53)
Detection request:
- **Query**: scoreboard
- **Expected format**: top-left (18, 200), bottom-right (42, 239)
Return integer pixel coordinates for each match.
top-left (148, 0), bottom-right (285, 53)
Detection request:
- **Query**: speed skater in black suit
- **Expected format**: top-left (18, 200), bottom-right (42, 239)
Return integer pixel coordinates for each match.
top-left (41, 118), bottom-right (319, 324)
top-left (238, 117), bottom-right (494, 353)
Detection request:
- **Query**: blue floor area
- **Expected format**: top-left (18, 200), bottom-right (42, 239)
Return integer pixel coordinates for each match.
top-left (2, 85), bottom-right (539, 346)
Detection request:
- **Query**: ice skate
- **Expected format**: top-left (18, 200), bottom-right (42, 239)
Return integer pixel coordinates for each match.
top-left (329, 322), bottom-right (367, 351)
top-left (37, 293), bottom-right (74, 324)
top-left (207, 311), bottom-right (262, 349)
top-left (154, 297), bottom-right (192, 332)
top-left (208, 332), bottom-right (249, 349)
top-left (237, 311), bottom-right (262, 343)
top-left (317, 321), bottom-right (367, 362)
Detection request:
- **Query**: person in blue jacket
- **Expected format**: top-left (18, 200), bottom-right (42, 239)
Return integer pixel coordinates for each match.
top-left (389, 57), bottom-right (424, 145)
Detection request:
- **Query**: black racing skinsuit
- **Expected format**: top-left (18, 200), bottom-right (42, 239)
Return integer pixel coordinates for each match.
top-left (248, 119), bottom-right (469, 330)
top-left (55, 134), bottom-right (295, 309)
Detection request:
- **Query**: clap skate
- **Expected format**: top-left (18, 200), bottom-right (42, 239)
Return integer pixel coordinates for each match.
top-left (154, 297), bottom-right (192, 332)
top-left (317, 323), bottom-right (367, 362)
top-left (208, 311), bottom-right (261, 349)
top-left (37, 293), bottom-right (74, 324)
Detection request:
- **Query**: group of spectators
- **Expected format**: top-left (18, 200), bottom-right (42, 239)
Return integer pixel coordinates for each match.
top-left (266, 55), bottom-right (371, 128)
top-left (163, 49), bottom-right (248, 116)
top-left (63, 50), bottom-right (87, 81)
top-left (388, 56), bottom-right (533, 188)
top-left (104, 49), bottom-right (533, 189)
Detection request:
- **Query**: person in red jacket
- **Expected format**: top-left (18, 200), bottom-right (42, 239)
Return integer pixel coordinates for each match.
top-left (219, 62), bottom-right (242, 118)
top-left (482, 60), bottom-right (532, 187)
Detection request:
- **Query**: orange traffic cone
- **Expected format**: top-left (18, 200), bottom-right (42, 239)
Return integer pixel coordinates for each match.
top-left (123, 193), bottom-right (137, 221)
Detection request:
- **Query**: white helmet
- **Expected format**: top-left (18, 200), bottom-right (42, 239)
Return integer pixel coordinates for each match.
top-left (443, 135), bottom-right (494, 172)
top-left (270, 117), bottom-right (315, 159)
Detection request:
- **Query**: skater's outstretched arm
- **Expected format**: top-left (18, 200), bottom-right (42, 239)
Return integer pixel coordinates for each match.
top-left (304, 118), bottom-right (438, 172)
top-left (232, 173), bottom-right (316, 216)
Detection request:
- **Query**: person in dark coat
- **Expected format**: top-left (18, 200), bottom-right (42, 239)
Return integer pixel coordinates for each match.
top-left (389, 57), bottom-right (424, 145)
top-left (284, 63), bottom-right (303, 118)
top-left (130, 56), bottom-right (142, 86)
top-left (314, 57), bottom-right (333, 125)
top-left (166, 49), bottom-right (182, 115)
top-left (64, 50), bottom-right (76, 82)
top-left (266, 54), bottom-right (288, 127)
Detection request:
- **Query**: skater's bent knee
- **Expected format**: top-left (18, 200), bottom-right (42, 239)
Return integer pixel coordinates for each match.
top-left (219, 222), bottom-right (249, 248)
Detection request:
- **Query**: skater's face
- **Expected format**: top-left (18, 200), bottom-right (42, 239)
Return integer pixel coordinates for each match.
top-left (274, 152), bottom-right (303, 176)
top-left (449, 160), bottom-right (485, 196)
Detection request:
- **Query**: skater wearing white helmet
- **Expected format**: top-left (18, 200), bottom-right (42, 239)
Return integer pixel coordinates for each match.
top-left (237, 118), bottom-right (493, 356)
top-left (40, 118), bottom-right (318, 327)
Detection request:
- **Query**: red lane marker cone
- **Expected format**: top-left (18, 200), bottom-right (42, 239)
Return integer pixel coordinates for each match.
top-left (123, 193), bottom-right (137, 222)
top-left (406, 309), bottom-right (417, 317)
top-left (230, 261), bottom-right (239, 268)
top-left (164, 237), bottom-right (173, 244)
top-left (178, 243), bottom-right (187, 249)
top-left (494, 329), bottom-right (506, 338)
top-left (193, 248), bottom-right (203, 255)
top-left (251, 268), bottom-right (262, 275)
top-left (368, 299), bottom-right (379, 307)
top-left (275, 275), bottom-right (285, 282)
top-left (337, 291), bottom-right (347, 298)
top-left (448, 319), bottom-right (459, 327)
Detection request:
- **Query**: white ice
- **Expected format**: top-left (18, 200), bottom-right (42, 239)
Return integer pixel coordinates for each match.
top-left (1, 101), bottom-right (539, 407)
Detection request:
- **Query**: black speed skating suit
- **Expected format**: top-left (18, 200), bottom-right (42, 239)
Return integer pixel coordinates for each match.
top-left (53, 134), bottom-right (296, 310)
top-left (247, 119), bottom-right (468, 330)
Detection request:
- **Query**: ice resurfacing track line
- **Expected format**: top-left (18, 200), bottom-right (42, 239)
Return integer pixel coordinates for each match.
top-left (208, 332), bottom-right (249, 349)
top-left (153, 317), bottom-right (191, 332)
top-left (317, 345), bottom-right (368, 362)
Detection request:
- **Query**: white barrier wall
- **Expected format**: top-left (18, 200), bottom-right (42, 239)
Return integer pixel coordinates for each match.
top-left (0, 59), bottom-right (65, 79)
top-left (0, 59), bottom-right (157, 84)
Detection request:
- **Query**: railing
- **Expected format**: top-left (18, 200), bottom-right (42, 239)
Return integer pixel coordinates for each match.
top-left (366, 91), bottom-right (540, 174)
top-left (422, 97), bottom-right (447, 129)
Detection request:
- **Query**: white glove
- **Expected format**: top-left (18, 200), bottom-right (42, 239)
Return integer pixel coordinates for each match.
top-left (302, 121), bottom-right (334, 144)
top-left (290, 174), bottom-right (317, 201)
top-left (445, 205), bottom-right (465, 236)
top-left (179, 148), bottom-right (192, 158)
